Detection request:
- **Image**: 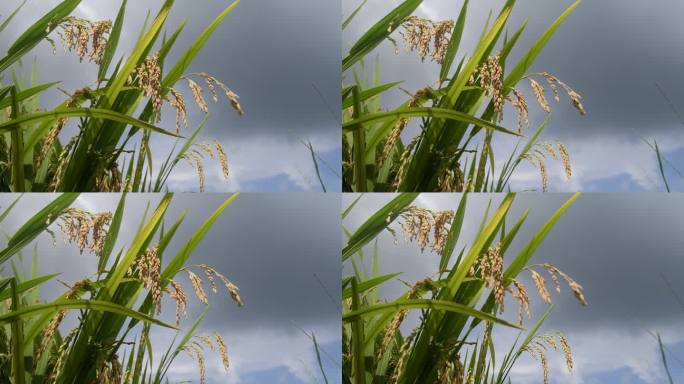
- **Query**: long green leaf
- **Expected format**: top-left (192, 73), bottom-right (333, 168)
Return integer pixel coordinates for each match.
top-left (342, 107), bottom-right (519, 136)
top-left (0, 299), bottom-right (177, 329)
top-left (343, 299), bottom-right (521, 329)
top-left (0, 108), bottom-right (181, 137)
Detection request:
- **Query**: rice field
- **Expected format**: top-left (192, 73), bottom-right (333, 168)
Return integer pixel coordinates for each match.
top-left (0, 0), bottom-right (243, 192)
top-left (342, 193), bottom-right (587, 383)
top-left (0, 193), bottom-right (242, 382)
top-left (342, 0), bottom-right (586, 192)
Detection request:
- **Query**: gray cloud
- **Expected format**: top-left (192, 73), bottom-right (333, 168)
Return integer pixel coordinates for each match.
top-left (343, 193), bottom-right (684, 382)
top-left (1, 0), bottom-right (341, 191)
top-left (343, 0), bottom-right (684, 191)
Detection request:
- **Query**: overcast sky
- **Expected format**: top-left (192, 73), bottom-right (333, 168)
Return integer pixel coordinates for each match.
top-left (343, 193), bottom-right (684, 383)
top-left (343, 0), bottom-right (684, 192)
top-left (0, 193), bottom-right (341, 383)
top-left (0, 0), bottom-right (340, 192)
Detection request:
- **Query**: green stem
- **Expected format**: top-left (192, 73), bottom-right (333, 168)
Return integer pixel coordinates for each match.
top-left (352, 87), bottom-right (367, 192)
top-left (351, 278), bottom-right (366, 384)
top-left (10, 278), bottom-right (25, 384)
top-left (9, 87), bottom-right (25, 192)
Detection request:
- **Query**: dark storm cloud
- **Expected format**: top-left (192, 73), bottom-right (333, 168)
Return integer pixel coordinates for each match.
top-left (343, 0), bottom-right (684, 191)
top-left (343, 193), bottom-right (684, 382)
top-left (0, 0), bottom-right (341, 191)
top-left (0, 193), bottom-right (341, 382)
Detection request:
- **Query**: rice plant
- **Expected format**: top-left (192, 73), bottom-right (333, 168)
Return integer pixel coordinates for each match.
top-left (0, 193), bottom-right (243, 382)
top-left (0, 0), bottom-right (243, 192)
top-left (342, 193), bottom-right (587, 383)
top-left (342, 0), bottom-right (586, 192)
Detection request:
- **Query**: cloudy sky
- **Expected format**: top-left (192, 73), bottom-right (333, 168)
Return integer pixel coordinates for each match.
top-left (0, 0), bottom-right (340, 192)
top-left (343, 0), bottom-right (684, 192)
top-left (343, 193), bottom-right (684, 383)
top-left (0, 193), bottom-right (341, 383)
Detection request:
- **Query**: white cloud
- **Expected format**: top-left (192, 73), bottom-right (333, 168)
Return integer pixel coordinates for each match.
top-left (157, 325), bottom-right (340, 383)
top-left (163, 132), bottom-right (339, 192)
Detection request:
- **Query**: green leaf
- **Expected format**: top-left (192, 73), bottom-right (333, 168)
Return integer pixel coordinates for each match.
top-left (0, 273), bottom-right (59, 301)
top-left (343, 299), bottom-right (521, 329)
top-left (0, 194), bottom-right (78, 265)
top-left (342, 107), bottom-right (520, 136)
top-left (341, 81), bottom-right (402, 109)
top-left (0, 0), bottom-right (82, 73)
top-left (342, 272), bottom-right (401, 300)
top-left (342, 0), bottom-right (422, 71)
top-left (0, 108), bottom-right (182, 137)
top-left (0, 299), bottom-right (177, 329)
top-left (343, 193), bottom-right (417, 260)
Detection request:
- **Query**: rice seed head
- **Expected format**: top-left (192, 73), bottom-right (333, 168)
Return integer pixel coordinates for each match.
top-left (168, 279), bottom-right (189, 325)
top-left (187, 78), bottom-right (209, 113)
top-left (538, 155), bottom-right (549, 192)
top-left (37, 86), bottom-right (78, 169)
top-left (215, 333), bottom-right (230, 371)
top-left (539, 72), bottom-right (586, 115)
top-left (436, 164), bottom-right (464, 193)
top-left (510, 88), bottom-right (529, 132)
top-left (566, 88), bottom-right (586, 115)
top-left (220, 85), bottom-right (244, 115)
top-left (214, 140), bottom-right (230, 179)
top-left (91, 212), bottom-right (113, 255)
top-left (199, 73), bottom-right (220, 103)
top-left (198, 73), bottom-right (244, 115)
top-left (201, 265), bottom-right (219, 294)
top-left (37, 310), bottom-right (67, 362)
top-left (508, 279), bottom-right (531, 324)
top-left (401, 16), bottom-right (433, 62)
top-left (473, 243), bottom-right (505, 312)
top-left (183, 344), bottom-right (207, 384)
top-left (207, 265), bottom-right (244, 306)
top-left (540, 142), bottom-right (558, 159)
top-left (380, 87), bottom-right (430, 167)
top-left (541, 72), bottom-right (562, 102)
top-left (543, 263), bottom-right (588, 306)
top-left (437, 357), bottom-right (465, 384)
top-left (400, 17), bottom-right (453, 64)
top-left (380, 310), bottom-right (407, 358)
top-left (381, 118), bottom-right (408, 167)
top-left (131, 53), bottom-right (163, 120)
top-left (168, 88), bottom-right (188, 133)
top-left (196, 142), bottom-right (216, 159)
top-left (390, 328), bottom-right (418, 383)
top-left (133, 245), bottom-right (162, 314)
top-left (530, 269), bottom-right (552, 304)
top-left (57, 208), bottom-right (112, 255)
top-left (530, 78), bottom-right (551, 113)
top-left (432, 211), bottom-right (453, 255)
top-left (49, 138), bottom-right (77, 191)
top-left (432, 20), bottom-right (454, 64)
top-left (524, 343), bottom-right (550, 384)
top-left (181, 152), bottom-right (207, 192)
top-left (392, 136), bottom-right (419, 191)
top-left (557, 142), bottom-right (573, 179)
top-left (57, 17), bottom-right (112, 64)
top-left (558, 333), bottom-right (574, 371)
top-left (398, 207), bottom-right (454, 254)
top-left (187, 270), bottom-right (209, 305)
top-left (90, 20), bottom-right (112, 64)
top-left (472, 54), bottom-right (505, 121)
top-left (540, 334), bottom-right (558, 350)
top-left (48, 328), bottom-right (77, 383)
